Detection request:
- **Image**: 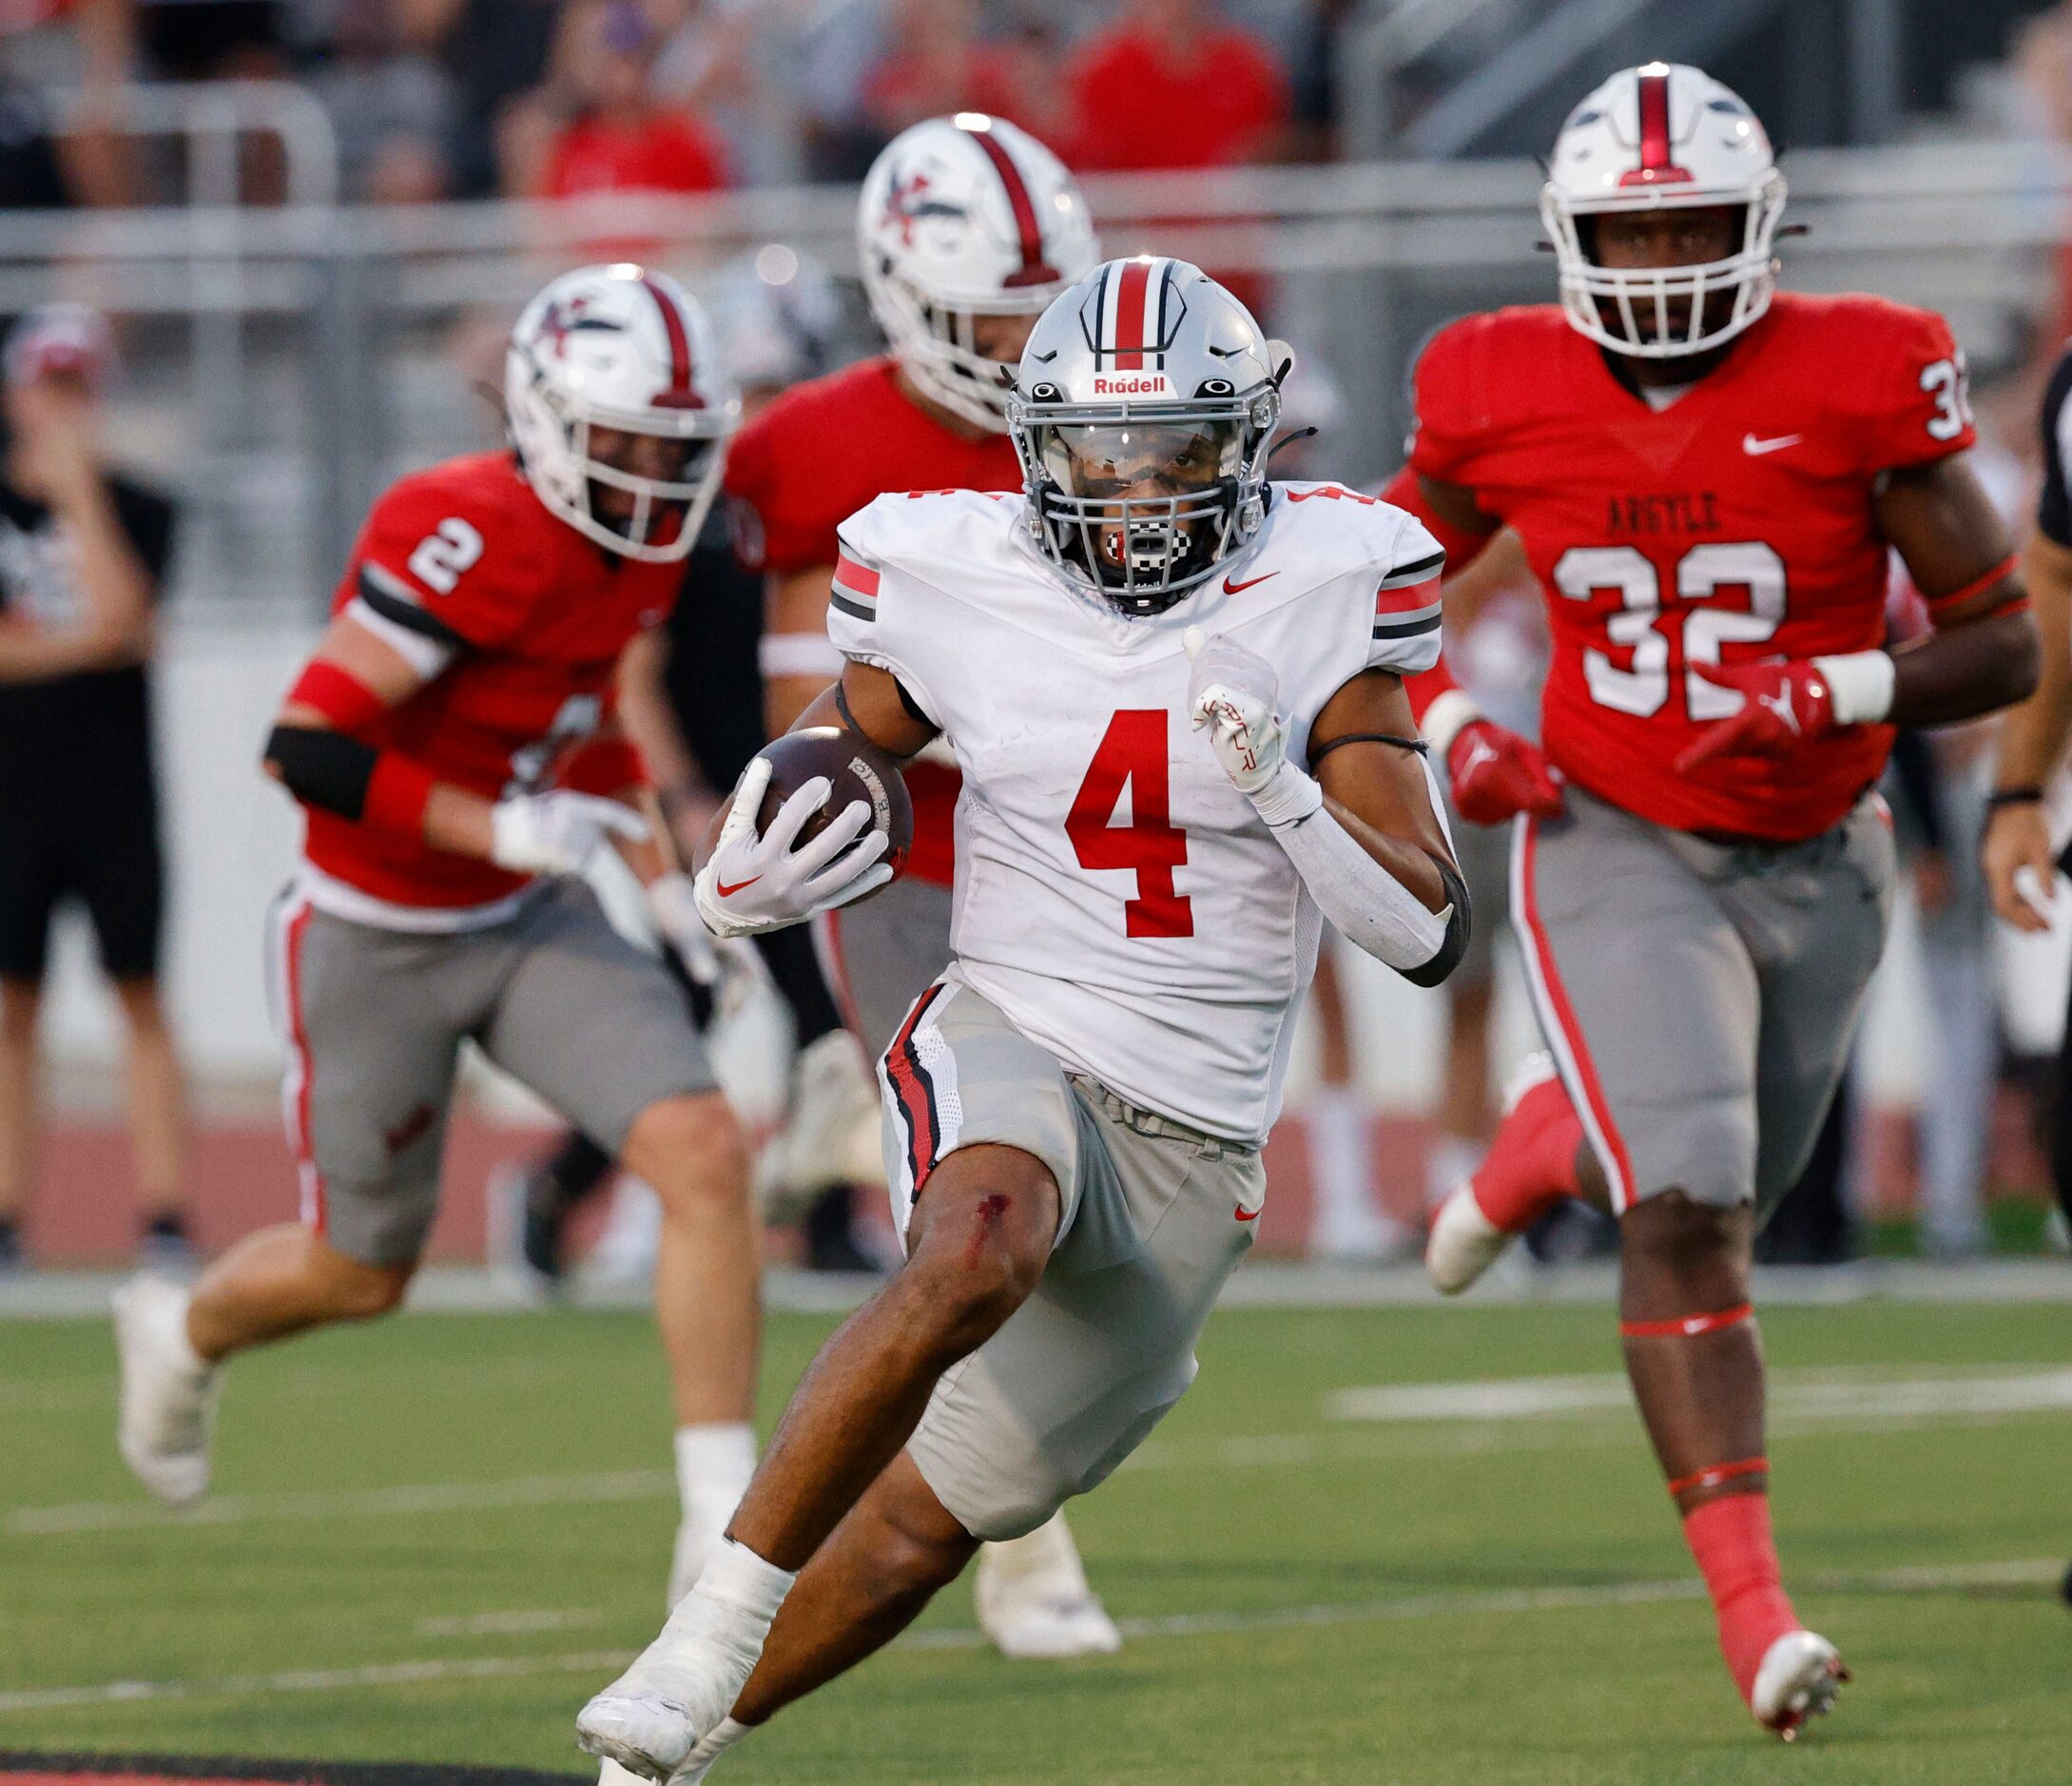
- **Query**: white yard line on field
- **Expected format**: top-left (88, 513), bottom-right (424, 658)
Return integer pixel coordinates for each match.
top-left (1326, 1365), bottom-right (2072, 1425)
top-left (11, 1366), bottom-right (2064, 1539)
top-left (0, 1559), bottom-right (2055, 1715)
top-left (416, 1608), bottom-right (606, 1638)
top-left (5, 1468), bottom-right (675, 1536)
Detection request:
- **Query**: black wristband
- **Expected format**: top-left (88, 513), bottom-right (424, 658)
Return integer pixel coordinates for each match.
top-left (1307, 730), bottom-right (1429, 769)
top-left (1985, 786), bottom-right (2046, 813)
top-left (264, 724), bottom-right (378, 820)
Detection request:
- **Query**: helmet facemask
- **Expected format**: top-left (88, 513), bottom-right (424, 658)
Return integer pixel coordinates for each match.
top-left (511, 351), bottom-right (730, 564)
top-left (1014, 385), bottom-right (1276, 616)
top-left (1543, 171), bottom-right (1785, 359)
top-left (866, 252), bottom-right (1061, 433)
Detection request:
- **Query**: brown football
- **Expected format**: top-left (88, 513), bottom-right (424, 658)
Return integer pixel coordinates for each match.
top-left (752, 727), bottom-right (913, 892)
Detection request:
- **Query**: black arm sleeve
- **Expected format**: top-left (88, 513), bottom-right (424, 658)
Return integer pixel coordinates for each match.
top-left (2038, 347), bottom-right (2072, 549)
top-left (1396, 855), bottom-right (1472, 989)
top-left (264, 724), bottom-right (379, 820)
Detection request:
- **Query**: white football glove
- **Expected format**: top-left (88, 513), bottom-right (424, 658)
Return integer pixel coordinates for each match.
top-left (1184, 627), bottom-right (1322, 828)
top-left (693, 755), bottom-right (893, 941)
top-left (649, 871), bottom-right (771, 1018)
top-left (489, 789), bottom-right (649, 877)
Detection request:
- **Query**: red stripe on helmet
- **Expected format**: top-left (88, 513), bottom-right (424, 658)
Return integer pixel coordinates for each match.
top-left (960, 118), bottom-right (1058, 289)
top-left (638, 272), bottom-right (702, 408)
top-left (1113, 259), bottom-right (1151, 371)
top-left (1620, 67), bottom-right (1694, 186)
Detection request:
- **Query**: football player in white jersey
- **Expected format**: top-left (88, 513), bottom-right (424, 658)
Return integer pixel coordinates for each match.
top-left (575, 259), bottom-right (1467, 1781)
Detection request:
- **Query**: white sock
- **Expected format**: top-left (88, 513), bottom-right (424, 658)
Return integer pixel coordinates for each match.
top-left (676, 1423), bottom-right (757, 1538)
top-left (681, 1537), bottom-right (794, 1635)
top-left (164, 1286), bottom-right (210, 1377)
top-left (1308, 1085), bottom-right (1376, 1233)
top-left (686, 1716), bottom-right (751, 1771)
top-left (1424, 1133), bottom-right (1486, 1213)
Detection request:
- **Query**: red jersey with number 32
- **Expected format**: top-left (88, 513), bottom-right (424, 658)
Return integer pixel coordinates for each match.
top-left (302, 452), bottom-right (679, 910)
top-left (725, 355), bottom-right (1021, 885)
top-left (1408, 292), bottom-right (1976, 840)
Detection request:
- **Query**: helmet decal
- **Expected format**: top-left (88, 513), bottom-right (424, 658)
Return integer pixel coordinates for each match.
top-left (881, 169), bottom-right (967, 246)
top-left (858, 115), bottom-right (1100, 432)
top-left (1087, 257), bottom-right (1182, 373)
top-left (537, 294), bottom-right (617, 359)
top-left (637, 270), bottom-right (700, 407)
top-left (1622, 64), bottom-right (1693, 187)
top-left (959, 116), bottom-right (1057, 287)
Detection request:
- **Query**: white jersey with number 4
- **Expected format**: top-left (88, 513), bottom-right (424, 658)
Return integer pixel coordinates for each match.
top-left (826, 482), bottom-right (1444, 1141)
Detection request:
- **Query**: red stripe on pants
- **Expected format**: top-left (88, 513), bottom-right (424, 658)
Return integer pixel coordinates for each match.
top-left (1518, 814), bottom-right (1636, 1209)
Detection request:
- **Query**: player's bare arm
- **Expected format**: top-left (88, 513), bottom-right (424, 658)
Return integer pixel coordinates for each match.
top-left (1187, 632), bottom-right (1469, 986)
top-left (1677, 455), bottom-right (2035, 770)
top-left (1982, 525), bottom-right (2072, 930)
top-left (763, 563), bottom-right (841, 736)
top-left (1874, 454), bottom-right (2037, 724)
top-left (1307, 668), bottom-right (1454, 912)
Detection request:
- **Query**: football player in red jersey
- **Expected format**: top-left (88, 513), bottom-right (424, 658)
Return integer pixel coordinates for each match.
top-left (724, 113), bottom-right (1121, 1661)
top-left (111, 264), bottom-right (789, 1606)
top-left (1398, 65), bottom-right (2037, 1736)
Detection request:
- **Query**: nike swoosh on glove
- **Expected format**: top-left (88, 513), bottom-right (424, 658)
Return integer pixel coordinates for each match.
top-left (693, 755), bottom-right (892, 940)
top-left (1675, 661), bottom-right (1837, 773)
top-left (489, 790), bottom-right (649, 877)
top-left (1446, 719), bottom-right (1564, 825)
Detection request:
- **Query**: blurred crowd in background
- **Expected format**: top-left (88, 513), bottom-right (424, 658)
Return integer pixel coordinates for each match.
top-left (0, 0), bottom-right (1321, 207)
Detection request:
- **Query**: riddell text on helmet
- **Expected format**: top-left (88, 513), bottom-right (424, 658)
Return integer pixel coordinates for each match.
top-left (1092, 374), bottom-right (1174, 397)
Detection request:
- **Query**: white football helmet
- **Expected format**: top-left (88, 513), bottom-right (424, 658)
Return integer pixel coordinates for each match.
top-left (504, 262), bottom-right (740, 562)
top-left (1541, 62), bottom-right (1785, 359)
top-left (1008, 257), bottom-right (1282, 616)
top-left (859, 113), bottom-right (1100, 433)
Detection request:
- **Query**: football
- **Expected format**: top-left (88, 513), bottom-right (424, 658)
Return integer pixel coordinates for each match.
top-left (753, 726), bottom-right (913, 889)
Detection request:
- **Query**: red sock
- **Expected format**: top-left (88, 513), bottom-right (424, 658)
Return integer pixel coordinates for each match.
top-left (1682, 1491), bottom-right (1799, 1705)
top-left (1467, 1073), bottom-right (1584, 1233)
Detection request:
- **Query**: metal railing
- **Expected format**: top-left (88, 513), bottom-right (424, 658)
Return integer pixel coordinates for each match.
top-left (0, 140), bottom-right (2059, 618)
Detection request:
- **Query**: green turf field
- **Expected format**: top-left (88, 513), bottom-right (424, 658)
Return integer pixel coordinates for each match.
top-left (4, 1296), bottom-right (2068, 1784)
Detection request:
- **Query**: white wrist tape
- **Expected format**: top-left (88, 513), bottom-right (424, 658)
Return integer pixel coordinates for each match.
top-left (1811, 650), bottom-right (1895, 726)
top-left (1419, 688), bottom-right (1483, 760)
top-left (1262, 769), bottom-right (1450, 971)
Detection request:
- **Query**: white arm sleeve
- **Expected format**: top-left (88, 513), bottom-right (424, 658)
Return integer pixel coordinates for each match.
top-left (1260, 755), bottom-right (1466, 980)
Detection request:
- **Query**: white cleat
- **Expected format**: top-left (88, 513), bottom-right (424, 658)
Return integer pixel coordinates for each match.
top-left (1424, 1051), bottom-right (1562, 1296)
top-left (111, 1272), bottom-right (217, 1505)
top-left (1752, 1628), bottom-right (1848, 1739)
top-left (1424, 1185), bottom-right (1510, 1296)
top-left (975, 1511), bottom-right (1122, 1660)
top-left (579, 1548), bottom-right (784, 1782)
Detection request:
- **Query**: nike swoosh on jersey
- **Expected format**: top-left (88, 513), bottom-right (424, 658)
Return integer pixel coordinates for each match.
top-left (1742, 432), bottom-right (1803, 456)
top-left (715, 876), bottom-right (762, 898)
top-left (1223, 572), bottom-right (1279, 594)
top-left (1234, 1205), bottom-right (1261, 1222)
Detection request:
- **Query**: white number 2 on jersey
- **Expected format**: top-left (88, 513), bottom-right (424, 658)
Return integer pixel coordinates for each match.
top-left (1553, 541), bottom-right (1786, 720)
top-left (406, 517), bottom-right (485, 594)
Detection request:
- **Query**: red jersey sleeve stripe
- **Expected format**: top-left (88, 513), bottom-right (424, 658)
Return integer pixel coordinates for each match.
top-left (833, 552), bottom-right (880, 600)
top-left (1376, 573), bottom-right (1443, 614)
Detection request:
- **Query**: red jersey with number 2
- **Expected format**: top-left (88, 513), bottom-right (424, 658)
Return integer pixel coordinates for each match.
top-left (302, 452), bottom-right (679, 910)
top-left (1408, 292), bottom-right (1976, 840)
top-left (725, 355), bottom-right (1022, 885)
